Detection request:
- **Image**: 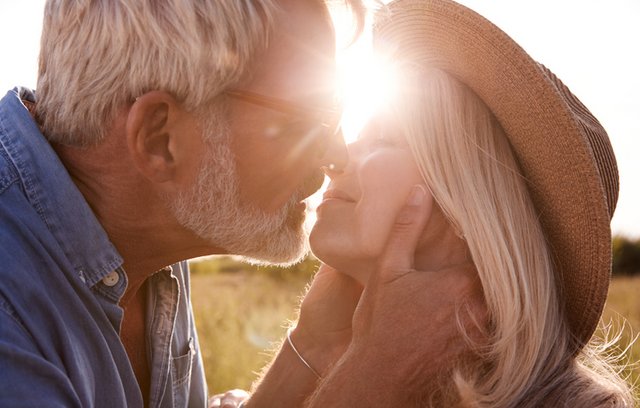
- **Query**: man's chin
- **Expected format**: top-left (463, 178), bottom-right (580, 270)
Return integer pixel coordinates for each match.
top-left (221, 206), bottom-right (309, 266)
top-left (240, 249), bottom-right (308, 268)
top-left (238, 230), bottom-right (309, 267)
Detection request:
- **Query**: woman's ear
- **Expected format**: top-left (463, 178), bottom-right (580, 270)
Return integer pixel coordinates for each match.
top-left (125, 91), bottom-right (185, 183)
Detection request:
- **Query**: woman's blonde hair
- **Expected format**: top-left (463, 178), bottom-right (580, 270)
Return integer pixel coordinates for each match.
top-left (392, 66), bottom-right (634, 407)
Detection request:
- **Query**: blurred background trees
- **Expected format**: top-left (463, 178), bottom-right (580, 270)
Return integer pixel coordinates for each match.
top-left (613, 236), bottom-right (640, 276)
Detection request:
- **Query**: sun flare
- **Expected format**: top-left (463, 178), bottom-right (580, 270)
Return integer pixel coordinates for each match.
top-left (338, 54), bottom-right (398, 144)
top-left (304, 7), bottom-right (399, 229)
top-left (334, 13), bottom-right (398, 144)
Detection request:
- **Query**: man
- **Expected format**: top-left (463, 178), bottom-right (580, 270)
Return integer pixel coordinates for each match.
top-left (0, 0), bottom-right (353, 406)
top-left (0, 0), bottom-right (480, 407)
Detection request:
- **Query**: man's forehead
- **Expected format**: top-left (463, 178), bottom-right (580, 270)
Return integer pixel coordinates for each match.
top-left (243, 0), bottom-right (337, 106)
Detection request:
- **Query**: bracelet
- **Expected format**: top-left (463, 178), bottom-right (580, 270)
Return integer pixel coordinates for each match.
top-left (287, 328), bottom-right (321, 379)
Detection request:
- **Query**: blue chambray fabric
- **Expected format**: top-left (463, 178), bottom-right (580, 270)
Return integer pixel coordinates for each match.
top-left (0, 88), bottom-right (207, 408)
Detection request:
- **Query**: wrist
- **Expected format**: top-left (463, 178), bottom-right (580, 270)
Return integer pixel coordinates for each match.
top-left (246, 332), bottom-right (323, 408)
top-left (290, 324), bottom-right (351, 377)
top-left (286, 328), bottom-right (321, 379)
top-left (304, 344), bottom-right (409, 408)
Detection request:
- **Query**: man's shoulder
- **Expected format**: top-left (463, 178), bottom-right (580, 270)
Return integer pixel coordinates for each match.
top-left (0, 89), bottom-right (35, 217)
top-left (0, 179), bottom-right (49, 260)
top-left (0, 185), bottom-right (63, 306)
top-left (0, 124), bottom-right (20, 195)
top-left (0, 224), bottom-right (60, 354)
top-left (0, 216), bottom-right (53, 301)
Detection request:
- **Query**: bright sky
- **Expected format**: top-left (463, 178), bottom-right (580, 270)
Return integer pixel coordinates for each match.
top-left (0, 0), bottom-right (638, 238)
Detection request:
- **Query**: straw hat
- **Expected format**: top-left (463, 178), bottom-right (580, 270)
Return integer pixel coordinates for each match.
top-left (374, 0), bottom-right (619, 348)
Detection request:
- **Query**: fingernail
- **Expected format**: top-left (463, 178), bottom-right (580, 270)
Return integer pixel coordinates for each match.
top-left (408, 185), bottom-right (425, 206)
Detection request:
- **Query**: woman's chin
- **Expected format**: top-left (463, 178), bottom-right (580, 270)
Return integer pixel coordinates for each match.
top-left (309, 227), bottom-right (380, 285)
top-left (308, 227), bottom-right (335, 263)
top-left (309, 248), bottom-right (370, 286)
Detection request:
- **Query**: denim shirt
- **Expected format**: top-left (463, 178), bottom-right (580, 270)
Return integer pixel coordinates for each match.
top-left (0, 88), bottom-right (207, 408)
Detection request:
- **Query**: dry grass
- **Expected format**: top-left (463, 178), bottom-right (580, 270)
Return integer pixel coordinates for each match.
top-left (598, 275), bottom-right (640, 398)
top-left (191, 260), bottom-right (640, 399)
top-left (190, 267), bottom-right (308, 394)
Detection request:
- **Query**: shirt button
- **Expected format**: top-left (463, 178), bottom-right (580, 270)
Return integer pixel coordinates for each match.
top-left (102, 271), bottom-right (120, 287)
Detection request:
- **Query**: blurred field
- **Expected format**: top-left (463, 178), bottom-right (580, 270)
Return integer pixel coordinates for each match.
top-left (191, 257), bottom-right (640, 397)
top-left (599, 275), bottom-right (640, 396)
top-left (190, 257), bottom-right (313, 394)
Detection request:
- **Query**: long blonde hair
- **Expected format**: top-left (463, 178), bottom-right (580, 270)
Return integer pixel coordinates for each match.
top-left (393, 66), bottom-right (634, 407)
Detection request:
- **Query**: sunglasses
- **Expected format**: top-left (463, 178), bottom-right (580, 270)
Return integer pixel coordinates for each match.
top-left (225, 90), bottom-right (343, 146)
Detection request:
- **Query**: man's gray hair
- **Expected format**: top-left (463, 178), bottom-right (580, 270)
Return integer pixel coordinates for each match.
top-left (36, 0), bottom-right (280, 146)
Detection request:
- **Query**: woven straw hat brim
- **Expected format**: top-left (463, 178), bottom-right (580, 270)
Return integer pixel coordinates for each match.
top-left (375, 0), bottom-right (618, 347)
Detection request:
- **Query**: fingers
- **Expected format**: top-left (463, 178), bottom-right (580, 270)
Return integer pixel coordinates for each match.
top-left (209, 389), bottom-right (249, 408)
top-left (302, 264), bottom-right (363, 310)
top-left (315, 263), bottom-right (337, 276)
top-left (298, 262), bottom-right (362, 338)
top-left (378, 185), bottom-right (431, 273)
top-left (316, 264), bottom-right (363, 294)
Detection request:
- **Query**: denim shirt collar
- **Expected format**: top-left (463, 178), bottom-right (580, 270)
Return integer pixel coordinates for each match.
top-left (0, 88), bottom-right (123, 287)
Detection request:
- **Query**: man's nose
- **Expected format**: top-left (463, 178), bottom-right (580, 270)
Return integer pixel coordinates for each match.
top-left (319, 128), bottom-right (349, 174)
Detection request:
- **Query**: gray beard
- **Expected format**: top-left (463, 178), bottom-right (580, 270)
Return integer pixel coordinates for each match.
top-left (168, 124), bottom-right (310, 266)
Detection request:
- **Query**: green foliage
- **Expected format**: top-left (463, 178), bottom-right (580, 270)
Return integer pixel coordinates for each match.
top-left (613, 236), bottom-right (640, 276)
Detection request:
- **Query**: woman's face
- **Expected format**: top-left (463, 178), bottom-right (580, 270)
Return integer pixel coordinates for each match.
top-left (309, 117), bottom-right (431, 283)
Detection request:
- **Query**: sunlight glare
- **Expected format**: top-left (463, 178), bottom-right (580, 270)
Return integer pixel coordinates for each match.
top-left (338, 53), bottom-right (398, 143)
top-left (333, 9), bottom-right (398, 144)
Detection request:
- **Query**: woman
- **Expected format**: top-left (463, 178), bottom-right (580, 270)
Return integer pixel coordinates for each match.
top-left (213, 0), bottom-right (634, 406)
top-left (310, 0), bottom-right (633, 405)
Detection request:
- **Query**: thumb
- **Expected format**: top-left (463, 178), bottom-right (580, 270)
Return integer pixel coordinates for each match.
top-left (378, 185), bottom-right (431, 273)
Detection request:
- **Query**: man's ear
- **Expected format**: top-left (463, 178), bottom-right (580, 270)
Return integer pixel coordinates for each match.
top-left (125, 91), bottom-right (184, 183)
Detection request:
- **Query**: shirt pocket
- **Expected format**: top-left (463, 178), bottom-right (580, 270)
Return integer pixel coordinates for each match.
top-left (171, 337), bottom-right (195, 408)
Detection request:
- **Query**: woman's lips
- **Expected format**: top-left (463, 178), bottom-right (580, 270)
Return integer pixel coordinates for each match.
top-left (321, 188), bottom-right (356, 204)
